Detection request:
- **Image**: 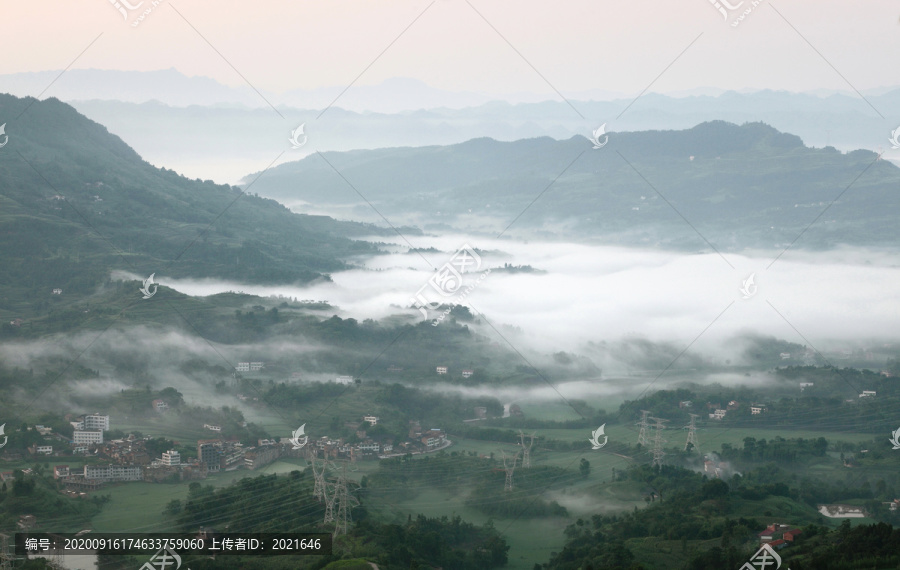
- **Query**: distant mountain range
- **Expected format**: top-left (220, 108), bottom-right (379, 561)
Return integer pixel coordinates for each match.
top-left (3, 69), bottom-right (898, 184)
top-left (243, 121), bottom-right (900, 251)
top-left (0, 94), bottom-right (403, 307)
top-left (0, 69), bottom-right (629, 111)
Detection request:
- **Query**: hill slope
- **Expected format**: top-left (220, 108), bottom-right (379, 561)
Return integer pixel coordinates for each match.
top-left (0, 94), bottom-right (401, 308)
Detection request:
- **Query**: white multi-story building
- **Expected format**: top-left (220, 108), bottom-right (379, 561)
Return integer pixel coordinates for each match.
top-left (859, 391), bottom-right (877, 398)
top-left (436, 366), bottom-right (448, 375)
top-left (84, 464), bottom-right (142, 482)
top-left (358, 441), bottom-right (380, 453)
top-left (35, 445), bottom-right (53, 454)
top-left (249, 362), bottom-right (264, 371)
top-left (363, 415), bottom-right (379, 426)
top-left (235, 362), bottom-right (250, 372)
top-left (73, 430), bottom-right (103, 445)
top-left (83, 414), bottom-right (110, 431)
top-left (709, 409), bottom-right (727, 420)
top-left (161, 450), bottom-right (181, 466)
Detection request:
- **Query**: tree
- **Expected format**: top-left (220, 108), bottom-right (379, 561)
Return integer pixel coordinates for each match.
top-left (580, 458), bottom-right (591, 478)
top-left (164, 499), bottom-right (183, 515)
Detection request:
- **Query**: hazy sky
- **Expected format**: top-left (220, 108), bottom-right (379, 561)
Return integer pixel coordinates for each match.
top-left (3, 1), bottom-right (899, 101)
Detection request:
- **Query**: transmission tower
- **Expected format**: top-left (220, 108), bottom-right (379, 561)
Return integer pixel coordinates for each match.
top-left (650, 417), bottom-right (668, 468)
top-left (636, 410), bottom-right (651, 446)
top-left (322, 473), bottom-right (336, 525)
top-left (518, 430), bottom-right (536, 468)
top-left (332, 463), bottom-right (358, 539)
top-left (502, 450), bottom-right (520, 491)
top-left (684, 414), bottom-right (699, 452)
top-left (309, 452), bottom-right (328, 503)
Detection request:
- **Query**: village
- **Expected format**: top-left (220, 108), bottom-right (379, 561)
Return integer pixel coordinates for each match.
top-left (0, 406), bottom-right (451, 499)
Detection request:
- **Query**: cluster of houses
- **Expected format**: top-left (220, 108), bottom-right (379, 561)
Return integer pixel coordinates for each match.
top-left (817, 501), bottom-right (900, 518)
top-left (309, 418), bottom-right (448, 462)
top-left (702, 455), bottom-right (735, 479)
top-left (47, 435), bottom-right (307, 491)
top-left (700, 401), bottom-right (769, 421)
top-left (22, 413), bottom-right (111, 457)
top-left (435, 366), bottom-right (475, 379)
top-left (16, 412), bottom-right (451, 493)
top-left (817, 504), bottom-right (868, 518)
top-left (756, 523), bottom-right (803, 551)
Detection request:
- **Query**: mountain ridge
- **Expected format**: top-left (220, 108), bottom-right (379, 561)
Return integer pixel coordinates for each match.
top-left (0, 94), bottom-right (402, 313)
top-left (242, 121), bottom-right (899, 251)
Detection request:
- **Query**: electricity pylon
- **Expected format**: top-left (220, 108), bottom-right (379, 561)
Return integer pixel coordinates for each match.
top-left (636, 410), bottom-right (651, 446)
top-left (650, 417), bottom-right (668, 467)
top-left (309, 451), bottom-right (327, 502)
top-left (518, 430), bottom-right (536, 468)
top-left (684, 414), bottom-right (699, 452)
top-left (322, 471), bottom-right (336, 525)
top-left (332, 463), bottom-right (358, 538)
top-left (502, 450), bottom-right (520, 491)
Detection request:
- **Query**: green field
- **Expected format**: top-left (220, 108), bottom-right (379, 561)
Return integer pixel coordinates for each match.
top-left (359, 436), bottom-right (644, 569)
top-left (486, 424), bottom-right (876, 450)
top-left (54, 413), bottom-right (881, 568)
top-left (88, 459), bottom-right (309, 533)
top-left (367, 486), bottom-right (569, 569)
top-left (78, 433), bottom-right (641, 568)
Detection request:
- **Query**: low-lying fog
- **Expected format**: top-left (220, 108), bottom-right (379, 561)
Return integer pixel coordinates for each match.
top-left (6, 235), bottom-right (896, 418)
top-left (117, 236), bottom-right (900, 359)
